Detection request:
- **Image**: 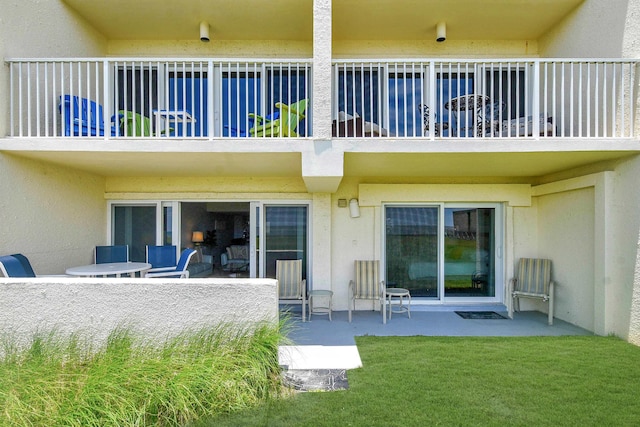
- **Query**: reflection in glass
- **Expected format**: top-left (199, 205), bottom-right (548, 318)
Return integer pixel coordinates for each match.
top-left (264, 206), bottom-right (307, 280)
top-left (113, 205), bottom-right (156, 262)
top-left (444, 208), bottom-right (495, 297)
top-left (385, 206), bottom-right (439, 298)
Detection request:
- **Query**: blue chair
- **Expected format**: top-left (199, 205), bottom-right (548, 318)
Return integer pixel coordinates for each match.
top-left (0, 254), bottom-right (37, 277)
top-left (146, 245), bottom-right (178, 273)
top-left (95, 245), bottom-right (129, 264)
top-left (59, 95), bottom-right (117, 137)
top-left (145, 248), bottom-right (197, 278)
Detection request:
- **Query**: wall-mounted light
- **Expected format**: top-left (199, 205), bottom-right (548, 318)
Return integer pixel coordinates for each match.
top-left (200, 21), bottom-right (210, 42)
top-left (349, 199), bottom-right (360, 218)
top-left (436, 21), bottom-right (446, 42)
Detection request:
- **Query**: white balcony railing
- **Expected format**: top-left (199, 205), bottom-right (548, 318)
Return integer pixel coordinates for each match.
top-left (332, 59), bottom-right (639, 139)
top-left (7, 58), bottom-right (638, 140)
top-left (7, 58), bottom-right (312, 138)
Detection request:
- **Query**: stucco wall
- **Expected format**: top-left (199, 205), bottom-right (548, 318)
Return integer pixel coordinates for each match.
top-left (0, 0), bottom-right (107, 137)
top-left (536, 187), bottom-right (595, 331)
top-left (0, 154), bottom-right (106, 274)
top-left (107, 40), bottom-right (312, 58)
top-left (611, 155), bottom-right (640, 342)
top-left (539, 0), bottom-right (630, 57)
top-left (0, 277), bottom-right (278, 346)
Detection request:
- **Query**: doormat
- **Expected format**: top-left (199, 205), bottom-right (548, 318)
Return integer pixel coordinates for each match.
top-left (455, 311), bottom-right (508, 320)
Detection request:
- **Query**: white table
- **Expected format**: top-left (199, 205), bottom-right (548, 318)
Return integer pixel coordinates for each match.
top-left (386, 288), bottom-right (411, 320)
top-left (66, 262), bottom-right (152, 278)
top-left (153, 110), bottom-right (195, 136)
top-left (308, 289), bottom-right (333, 321)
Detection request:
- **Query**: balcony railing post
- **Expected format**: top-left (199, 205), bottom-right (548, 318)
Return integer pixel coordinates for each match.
top-left (532, 60), bottom-right (540, 139)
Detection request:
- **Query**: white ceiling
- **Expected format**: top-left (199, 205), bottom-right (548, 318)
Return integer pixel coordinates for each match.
top-left (62, 0), bottom-right (583, 42)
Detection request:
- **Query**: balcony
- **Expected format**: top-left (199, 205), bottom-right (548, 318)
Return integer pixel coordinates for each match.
top-left (6, 59), bottom-right (312, 139)
top-left (6, 58), bottom-right (638, 141)
top-left (333, 59), bottom-right (638, 139)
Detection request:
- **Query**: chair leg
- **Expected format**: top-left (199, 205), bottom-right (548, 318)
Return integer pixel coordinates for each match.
top-left (348, 298), bottom-right (353, 323)
top-left (508, 294), bottom-right (515, 319)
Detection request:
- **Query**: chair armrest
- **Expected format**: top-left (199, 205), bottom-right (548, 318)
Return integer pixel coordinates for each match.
top-left (276, 102), bottom-right (306, 119)
top-left (147, 266), bottom-right (175, 274)
top-left (145, 270), bottom-right (189, 278)
top-left (349, 280), bottom-right (354, 297)
top-left (248, 113), bottom-right (270, 126)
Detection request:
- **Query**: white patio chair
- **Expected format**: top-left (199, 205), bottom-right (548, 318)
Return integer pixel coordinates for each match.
top-left (276, 259), bottom-right (307, 321)
top-left (349, 260), bottom-right (386, 324)
top-left (508, 258), bottom-right (555, 325)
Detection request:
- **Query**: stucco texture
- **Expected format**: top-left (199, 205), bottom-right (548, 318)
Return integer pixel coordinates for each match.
top-left (0, 154), bottom-right (106, 274)
top-left (0, 278), bottom-right (278, 347)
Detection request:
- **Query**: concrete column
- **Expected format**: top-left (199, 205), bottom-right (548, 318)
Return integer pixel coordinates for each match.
top-left (313, 0), bottom-right (332, 140)
top-left (312, 193), bottom-right (332, 292)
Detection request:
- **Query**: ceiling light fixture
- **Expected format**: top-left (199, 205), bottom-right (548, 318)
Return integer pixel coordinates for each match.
top-left (436, 21), bottom-right (446, 42)
top-left (200, 21), bottom-right (210, 42)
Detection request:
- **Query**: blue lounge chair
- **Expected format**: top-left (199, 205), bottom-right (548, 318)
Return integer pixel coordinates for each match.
top-left (145, 248), bottom-right (197, 278)
top-left (59, 95), bottom-right (116, 136)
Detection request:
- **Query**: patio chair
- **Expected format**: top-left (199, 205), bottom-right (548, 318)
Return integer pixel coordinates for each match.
top-left (508, 258), bottom-right (555, 325)
top-left (95, 245), bottom-right (129, 264)
top-left (59, 95), bottom-right (115, 136)
top-left (112, 110), bottom-right (153, 136)
top-left (249, 99), bottom-right (308, 137)
top-left (225, 111), bottom-right (279, 137)
top-left (145, 248), bottom-right (197, 278)
top-left (349, 260), bottom-right (386, 324)
top-left (276, 259), bottom-right (307, 321)
top-left (0, 253), bottom-right (68, 277)
top-left (0, 254), bottom-right (37, 277)
top-left (146, 245), bottom-right (178, 273)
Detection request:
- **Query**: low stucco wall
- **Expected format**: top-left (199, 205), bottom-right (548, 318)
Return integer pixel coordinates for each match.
top-left (0, 277), bottom-right (278, 345)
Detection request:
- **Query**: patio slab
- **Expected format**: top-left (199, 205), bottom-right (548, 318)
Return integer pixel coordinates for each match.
top-left (279, 306), bottom-right (592, 371)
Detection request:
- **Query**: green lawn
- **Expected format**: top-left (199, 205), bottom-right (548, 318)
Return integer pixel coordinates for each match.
top-left (208, 336), bottom-right (640, 426)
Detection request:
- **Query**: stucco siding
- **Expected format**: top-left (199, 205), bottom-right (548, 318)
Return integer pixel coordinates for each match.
top-left (611, 155), bottom-right (640, 342)
top-left (0, 277), bottom-right (278, 347)
top-left (536, 187), bottom-right (595, 331)
top-left (0, 0), bottom-right (107, 137)
top-left (0, 154), bottom-right (105, 274)
top-left (539, 0), bottom-right (630, 57)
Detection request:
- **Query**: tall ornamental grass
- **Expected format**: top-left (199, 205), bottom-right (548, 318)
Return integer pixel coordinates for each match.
top-left (0, 321), bottom-right (287, 426)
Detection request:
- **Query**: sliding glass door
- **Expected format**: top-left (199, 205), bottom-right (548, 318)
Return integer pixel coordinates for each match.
top-left (262, 205), bottom-right (308, 280)
top-left (385, 204), bottom-right (501, 302)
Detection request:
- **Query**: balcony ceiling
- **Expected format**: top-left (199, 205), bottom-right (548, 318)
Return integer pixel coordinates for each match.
top-left (2, 140), bottom-right (637, 184)
top-left (63, 0), bottom-right (583, 42)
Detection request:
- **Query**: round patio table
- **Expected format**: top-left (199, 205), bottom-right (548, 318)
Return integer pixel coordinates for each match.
top-left (66, 262), bottom-right (152, 278)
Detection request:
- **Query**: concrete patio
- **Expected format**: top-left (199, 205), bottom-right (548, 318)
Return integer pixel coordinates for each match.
top-left (279, 305), bottom-right (592, 372)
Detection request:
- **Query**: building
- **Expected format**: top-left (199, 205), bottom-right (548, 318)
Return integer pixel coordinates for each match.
top-left (2, 0), bottom-right (640, 342)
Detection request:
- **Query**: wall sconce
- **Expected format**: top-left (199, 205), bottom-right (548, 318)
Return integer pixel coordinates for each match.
top-left (200, 21), bottom-right (210, 42)
top-left (436, 21), bottom-right (446, 42)
top-left (349, 199), bottom-right (360, 218)
top-left (192, 231), bottom-right (204, 245)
